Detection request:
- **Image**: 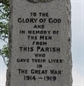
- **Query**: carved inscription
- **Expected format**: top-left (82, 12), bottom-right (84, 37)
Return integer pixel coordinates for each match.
top-left (16, 12), bottom-right (63, 81)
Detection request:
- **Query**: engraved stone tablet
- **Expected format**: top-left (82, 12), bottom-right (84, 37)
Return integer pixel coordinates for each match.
top-left (6, 0), bottom-right (72, 86)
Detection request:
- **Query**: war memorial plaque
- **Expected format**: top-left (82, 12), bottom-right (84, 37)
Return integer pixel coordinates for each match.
top-left (6, 0), bottom-right (72, 86)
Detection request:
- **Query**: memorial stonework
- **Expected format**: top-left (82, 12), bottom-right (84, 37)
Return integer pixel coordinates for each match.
top-left (6, 0), bottom-right (72, 86)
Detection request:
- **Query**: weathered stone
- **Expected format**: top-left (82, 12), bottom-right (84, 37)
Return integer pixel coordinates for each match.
top-left (6, 0), bottom-right (72, 86)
